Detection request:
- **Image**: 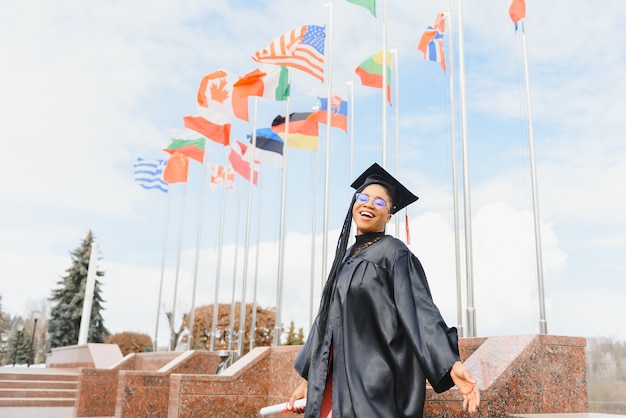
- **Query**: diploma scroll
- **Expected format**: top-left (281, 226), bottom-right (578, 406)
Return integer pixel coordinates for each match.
top-left (260, 398), bottom-right (306, 415)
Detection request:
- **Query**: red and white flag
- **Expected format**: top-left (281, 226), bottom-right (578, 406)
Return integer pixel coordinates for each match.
top-left (228, 141), bottom-right (259, 185)
top-left (184, 69), bottom-right (237, 146)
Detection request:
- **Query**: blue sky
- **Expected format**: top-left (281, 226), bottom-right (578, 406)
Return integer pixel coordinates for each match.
top-left (1, 0), bottom-right (625, 349)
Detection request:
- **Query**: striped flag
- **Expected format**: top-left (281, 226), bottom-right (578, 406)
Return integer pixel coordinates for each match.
top-left (232, 66), bottom-right (290, 121)
top-left (133, 158), bottom-right (168, 193)
top-left (252, 25), bottom-right (325, 82)
top-left (247, 128), bottom-right (284, 168)
top-left (417, 13), bottom-right (446, 72)
top-left (271, 112), bottom-right (319, 151)
top-left (164, 129), bottom-right (206, 163)
top-left (355, 50), bottom-right (392, 103)
top-left (307, 89), bottom-right (348, 132)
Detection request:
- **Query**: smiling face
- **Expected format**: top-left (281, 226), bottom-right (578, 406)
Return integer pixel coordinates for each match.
top-left (352, 183), bottom-right (393, 235)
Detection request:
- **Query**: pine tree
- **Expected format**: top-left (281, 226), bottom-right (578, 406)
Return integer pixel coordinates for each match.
top-left (284, 321), bottom-right (304, 345)
top-left (48, 230), bottom-right (109, 348)
top-left (0, 297), bottom-right (10, 365)
top-left (6, 323), bottom-right (31, 366)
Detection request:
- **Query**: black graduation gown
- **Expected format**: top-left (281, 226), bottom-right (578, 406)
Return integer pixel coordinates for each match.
top-left (294, 235), bottom-right (460, 418)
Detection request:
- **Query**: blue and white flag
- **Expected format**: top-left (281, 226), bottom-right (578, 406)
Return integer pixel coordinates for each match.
top-left (246, 128), bottom-right (284, 168)
top-left (133, 158), bottom-right (168, 193)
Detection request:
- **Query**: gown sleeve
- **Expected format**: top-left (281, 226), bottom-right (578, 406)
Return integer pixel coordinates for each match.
top-left (393, 249), bottom-right (460, 393)
top-left (294, 317), bottom-right (318, 379)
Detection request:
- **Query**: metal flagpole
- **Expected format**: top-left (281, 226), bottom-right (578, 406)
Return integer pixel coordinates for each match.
top-left (250, 168), bottom-right (264, 351)
top-left (210, 154), bottom-right (230, 351)
top-left (321, 0), bottom-right (335, 285)
top-left (446, 7), bottom-right (464, 337)
top-left (309, 148), bottom-right (319, 328)
top-left (391, 47), bottom-right (400, 239)
top-left (78, 242), bottom-right (98, 345)
top-left (274, 88), bottom-right (291, 346)
top-left (381, 0), bottom-right (388, 168)
top-left (519, 21), bottom-right (548, 334)
top-left (187, 141), bottom-right (211, 350)
top-left (238, 98), bottom-right (260, 356)
top-left (154, 191), bottom-right (172, 352)
top-left (456, 0), bottom-right (477, 337)
top-left (227, 184), bottom-right (241, 351)
top-left (348, 79), bottom-right (355, 182)
top-left (171, 182), bottom-right (188, 350)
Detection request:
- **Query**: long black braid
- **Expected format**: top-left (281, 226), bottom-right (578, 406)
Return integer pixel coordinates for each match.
top-left (314, 193), bottom-right (356, 348)
top-left (313, 181), bottom-right (394, 354)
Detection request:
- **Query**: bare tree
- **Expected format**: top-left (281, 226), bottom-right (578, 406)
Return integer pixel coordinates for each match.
top-left (165, 311), bottom-right (185, 351)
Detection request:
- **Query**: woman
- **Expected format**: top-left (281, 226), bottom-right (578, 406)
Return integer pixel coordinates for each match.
top-left (286, 163), bottom-right (480, 417)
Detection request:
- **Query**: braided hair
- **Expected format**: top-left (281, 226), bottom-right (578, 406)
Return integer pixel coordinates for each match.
top-left (314, 181), bottom-right (394, 353)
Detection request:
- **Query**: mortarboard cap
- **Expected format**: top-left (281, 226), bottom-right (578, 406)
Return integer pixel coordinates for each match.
top-left (350, 162), bottom-right (419, 214)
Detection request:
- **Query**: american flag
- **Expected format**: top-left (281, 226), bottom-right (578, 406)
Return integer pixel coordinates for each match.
top-left (417, 13), bottom-right (446, 73)
top-left (252, 25), bottom-right (325, 82)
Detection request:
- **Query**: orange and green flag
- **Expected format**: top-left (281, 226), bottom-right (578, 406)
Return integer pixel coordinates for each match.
top-left (232, 66), bottom-right (290, 121)
top-left (355, 50), bottom-right (392, 103)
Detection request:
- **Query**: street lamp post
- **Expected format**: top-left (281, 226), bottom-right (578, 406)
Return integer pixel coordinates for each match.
top-left (12, 323), bottom-right (24, 367)
top-left (27, 312), bottom-right (43, 367)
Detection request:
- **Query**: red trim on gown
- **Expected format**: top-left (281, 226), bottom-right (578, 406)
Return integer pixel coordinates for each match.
top-left (320, 347), bottom-right (333, 417)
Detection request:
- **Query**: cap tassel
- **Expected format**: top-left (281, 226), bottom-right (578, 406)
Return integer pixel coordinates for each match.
top-left (405, 209), bottom-right (411, 245)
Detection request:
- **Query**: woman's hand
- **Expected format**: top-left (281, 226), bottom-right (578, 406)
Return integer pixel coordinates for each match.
top-left (450, 361), bottom-right (480, 413)
top-left (285, 380), bottom-right (307, 414)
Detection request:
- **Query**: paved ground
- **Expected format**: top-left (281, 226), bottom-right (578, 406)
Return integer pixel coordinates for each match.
top-left (0, 406), bottom-right (74, 418)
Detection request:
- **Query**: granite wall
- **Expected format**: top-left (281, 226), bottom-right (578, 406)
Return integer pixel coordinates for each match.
top-left (70, 334), bottom-right (587, 417)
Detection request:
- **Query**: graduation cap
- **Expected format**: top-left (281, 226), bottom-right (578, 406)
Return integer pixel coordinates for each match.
top-left (351, 163), bottom-right (419, 214)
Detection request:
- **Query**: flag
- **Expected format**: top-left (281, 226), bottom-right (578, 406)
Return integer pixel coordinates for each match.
top-left (405, 209), bottom-right (411, 245)
top-left (228, 141), bottom-right (259, 185)
top-left (252, 25), bottom-right (325, 82)
top-left (271, 112), bottom-right (319, 151)
top-left (355, 50), bottom-right (392, 103)
top-left (183, 115), bottom-right (231, 146)
top-left (184, 69), bottom-right (237, 146)
top-left (163, 151), bottom-right (189, 184)
top-left (133, 158), bottom-right (168, 193)
top-left (417, 13), bottom-right (446, 72)
top-left (246, 128), bottom-right (284, 168)
top-left (164, 129), bottom-right (206, 163)
top-left (307, 94), bottom-right (348, 132)
top-left (509, 0), bottom-right (526, 26)
top-left (346, 0), bottom-right (376, 17)
top-left (232, 66), bottom-right (290, 121)
top-left (210, 164), bottom-right (235, 190)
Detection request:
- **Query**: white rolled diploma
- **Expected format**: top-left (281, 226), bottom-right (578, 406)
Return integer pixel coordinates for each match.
top-left (260, 398), bottom-right (307, 415)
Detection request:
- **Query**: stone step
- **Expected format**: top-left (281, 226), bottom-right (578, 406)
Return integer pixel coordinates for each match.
top-left (0, 369), bottom-right (80, 409)
top-left (59, 415), bottom-right (113, 418)
top-left (0, 372), bottom-right (79, 382)
top-left (0, 388), bottom-right (77, 399)
top-left (0, 397), bottom-right (76, 407)
top-left (0, 380), bottom-right (79, 390)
